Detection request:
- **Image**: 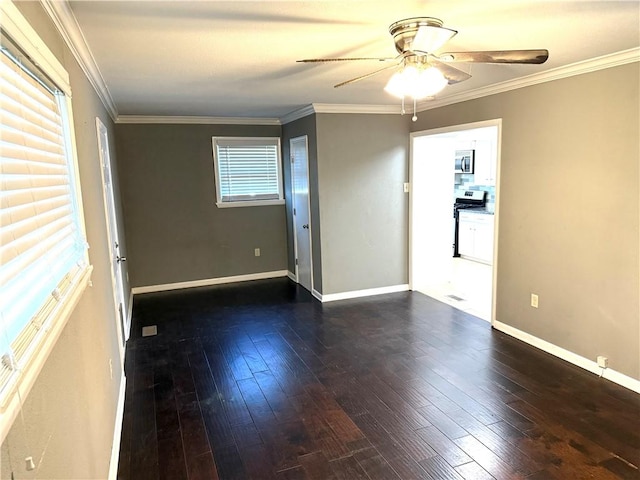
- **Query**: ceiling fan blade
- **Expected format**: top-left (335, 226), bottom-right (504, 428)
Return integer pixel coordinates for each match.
top-left (439, 49), bottom-right (549, 64)
top-left (297, 57), bottom-right (397, 63)
top-left (334, 63), bottom-right (400, 88)
top-left (428, 57), bottom-right (472, 84)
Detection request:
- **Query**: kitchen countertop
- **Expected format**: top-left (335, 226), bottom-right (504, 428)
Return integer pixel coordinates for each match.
top-left (458, 208), bottom-right (494, 215)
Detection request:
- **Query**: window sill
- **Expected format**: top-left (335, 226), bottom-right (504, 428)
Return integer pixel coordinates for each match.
top-left (0, 264), bottom-right (93, 442)
top-left (216, 199), bottom-right (285, 208)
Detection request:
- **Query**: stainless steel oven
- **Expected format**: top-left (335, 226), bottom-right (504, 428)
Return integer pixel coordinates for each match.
top-left (453, 190), bottom-right (486, 257)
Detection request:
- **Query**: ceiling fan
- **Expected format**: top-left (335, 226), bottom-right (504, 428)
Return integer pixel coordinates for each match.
top-left (297, 17), bottom-right (548, 117)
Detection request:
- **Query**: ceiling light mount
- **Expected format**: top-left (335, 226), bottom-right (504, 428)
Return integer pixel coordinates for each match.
top-left (389, 17), bottom-right (457, 54)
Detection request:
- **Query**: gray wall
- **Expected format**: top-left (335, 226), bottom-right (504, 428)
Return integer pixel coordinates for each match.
top-left (316, 113), bottom-right (411, 295)
top-left (412, 63), bottom-right (639, 380)
top-left (115, 123), bottom-right (287, 288)
top-left (281, 114), bottom-right (323, 291)
top-left (2, 2), bottom-right (127, 478)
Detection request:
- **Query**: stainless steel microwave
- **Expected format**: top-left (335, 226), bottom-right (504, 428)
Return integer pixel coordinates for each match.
top-left (455, 149), bottom-right (475, 173)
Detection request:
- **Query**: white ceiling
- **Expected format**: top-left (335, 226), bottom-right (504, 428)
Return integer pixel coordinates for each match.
top-left (67, 0), bottom-right (640, 119)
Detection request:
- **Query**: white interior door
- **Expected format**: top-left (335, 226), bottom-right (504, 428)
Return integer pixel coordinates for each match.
top-left (291, 136), bottom-right (313, 292)
top-left (96, 118), bottom-right (128, 354)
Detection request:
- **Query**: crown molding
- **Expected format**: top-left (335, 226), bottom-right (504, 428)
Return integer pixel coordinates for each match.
top-left (280, 103), bottom-right (401, 124)
top-left (40, 0), bottom-right (118, 121)
top-left (280, 105), bottom-right (316, 125)
top-left (115, 115), bottom-right (281, 125)
top-left (312, 103), bottom-right (400, 115)
top-left (418, 47), bottom-right (640, 112)
top-left (120, 104), bottom-right (401, 126)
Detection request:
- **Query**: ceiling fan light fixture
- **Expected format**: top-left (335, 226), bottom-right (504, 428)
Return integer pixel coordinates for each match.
top-left (384, 64), bottom-right (447, 100)
top-left (384, 72), bottom-right (402, 98)
top-left (303, 15), bottom-right (547, 121)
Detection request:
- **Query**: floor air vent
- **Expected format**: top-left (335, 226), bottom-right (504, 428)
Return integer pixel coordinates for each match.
top-left (141, 325), bottom-right (157, 337)
top-left (446, 294), bottom-right (465, 302)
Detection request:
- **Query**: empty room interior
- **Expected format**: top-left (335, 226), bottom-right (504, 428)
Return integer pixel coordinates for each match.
top-left (0, 1), bottom-right (638, 479)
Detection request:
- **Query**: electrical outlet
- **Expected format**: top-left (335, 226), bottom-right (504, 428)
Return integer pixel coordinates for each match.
top-left (25, 456), bottom-right (35, 471)
top-left (530, 293), bottom-right (539, 308)
top-left (597, 356), bottom-right (608, 368)
top-left (254, 248), bottom-right (261, 257)
top-left (403, 182), bottom-right (410, 193)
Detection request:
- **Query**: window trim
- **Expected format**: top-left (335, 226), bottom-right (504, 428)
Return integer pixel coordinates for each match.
top-left (212, 136), bottom-right (285, 208)
top-left (0, 1), bottom-right (70, 96)
top-left (215, 198), bottom-right (285, 209)
top-left (0, 1), bottom-right (91, 441)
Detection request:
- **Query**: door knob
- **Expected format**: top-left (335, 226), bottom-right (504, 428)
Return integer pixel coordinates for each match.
top-left (117, 256), bottom-right (127, 263)
top-left (302, 224), bottom-right (309, 229)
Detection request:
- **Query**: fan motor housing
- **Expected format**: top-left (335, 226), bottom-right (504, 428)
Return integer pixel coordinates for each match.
top-left (389, 17), bottom-right (445, 54)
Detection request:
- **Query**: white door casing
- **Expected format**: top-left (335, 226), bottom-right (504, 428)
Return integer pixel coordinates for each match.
top-left (96, 118), bottom-right (128, 357)
top-left (290, 136), bottom-right (313, 292)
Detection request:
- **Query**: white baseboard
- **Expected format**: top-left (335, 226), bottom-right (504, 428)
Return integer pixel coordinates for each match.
top-left (287, 271), bottom-right (297, 282)
top-left (493, 320), bottom-right (640, 394)
top-left (108, 374), bottom-right (127, 480)
top-left (131, 270), bottom-right (289, 295)
top-left (315, 284), bottom-right (410, 303)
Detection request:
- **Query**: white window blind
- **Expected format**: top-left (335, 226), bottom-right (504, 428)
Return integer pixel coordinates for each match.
top-left (0, 44), bottom-right (88, 398)
top-left (212, 137), bottom-right (283, 207)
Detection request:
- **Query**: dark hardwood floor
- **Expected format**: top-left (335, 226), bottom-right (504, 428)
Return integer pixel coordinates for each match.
top-left (117, 278), bottom-right (640, 480)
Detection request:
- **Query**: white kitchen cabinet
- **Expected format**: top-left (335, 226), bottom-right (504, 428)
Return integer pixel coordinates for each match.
top-left (458, 212), bottom-right (494, 264)
top-left (472, 139), bottom-right (496, 185)
top-left (458, 219), bottom-right (475, 257)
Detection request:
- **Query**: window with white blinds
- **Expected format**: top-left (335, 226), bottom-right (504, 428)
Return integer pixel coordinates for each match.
top-left (212, 137), bottom-right (284, 207)
top-left (0, 37), bottom-right (89, 402)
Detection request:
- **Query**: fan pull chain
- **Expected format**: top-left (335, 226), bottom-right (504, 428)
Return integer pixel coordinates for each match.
top-left (412, 98), bottom-right (417, 122)
top-left (401, 96), bottom-right (406, 115)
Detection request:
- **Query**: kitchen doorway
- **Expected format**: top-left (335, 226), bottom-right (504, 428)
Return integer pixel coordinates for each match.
top-left (409, 120), bottom-right (501, 322)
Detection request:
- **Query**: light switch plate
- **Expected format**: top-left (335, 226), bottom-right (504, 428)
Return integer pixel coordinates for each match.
top-left (531, 293), bottom-right (539, 308)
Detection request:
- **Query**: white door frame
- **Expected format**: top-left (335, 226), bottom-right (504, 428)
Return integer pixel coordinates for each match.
top-left (409, 119), bottom-right (502, 325)
top-left (96, 117), bottom-right (128, 360)
top-left (290, 135), bottom-right (314, 292)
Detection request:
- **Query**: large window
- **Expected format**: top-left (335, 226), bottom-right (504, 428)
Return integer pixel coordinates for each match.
top-left (0, 3), bottom-right (90, 433)
top-left (212, 136), bottom-right (284, 208)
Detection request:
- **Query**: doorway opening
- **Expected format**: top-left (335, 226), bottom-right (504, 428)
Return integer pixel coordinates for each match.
top-left (409, 120), bottom-right (500, 322)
